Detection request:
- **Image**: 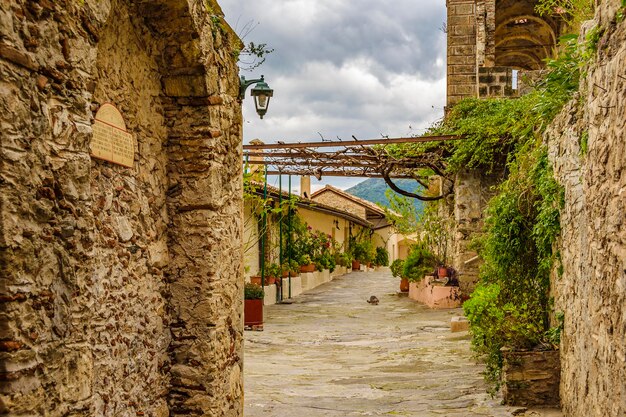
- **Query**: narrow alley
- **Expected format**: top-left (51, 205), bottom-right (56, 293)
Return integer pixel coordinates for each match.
top-left (244, 270), bottom-right (544, 417)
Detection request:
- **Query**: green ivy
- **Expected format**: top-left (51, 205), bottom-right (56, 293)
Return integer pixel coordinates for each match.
top-left (386, 32), bottom-right (591, 392)
top-left (535, 0), bottom-right (594, 29)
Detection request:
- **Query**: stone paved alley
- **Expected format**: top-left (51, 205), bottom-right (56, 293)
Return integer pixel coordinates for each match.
top-left (244, 269), bottom-right (561, 417)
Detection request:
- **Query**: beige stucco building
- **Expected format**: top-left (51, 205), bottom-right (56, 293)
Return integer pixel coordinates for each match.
top-left (310, 185), bottom-right (413, 263)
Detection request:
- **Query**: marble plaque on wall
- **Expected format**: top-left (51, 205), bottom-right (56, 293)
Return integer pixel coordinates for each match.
top-left (90, 103), bottom-right (135, 168)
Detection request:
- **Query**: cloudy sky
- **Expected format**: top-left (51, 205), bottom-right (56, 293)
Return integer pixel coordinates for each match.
top-left (219, 0), bottom-right (448, 191)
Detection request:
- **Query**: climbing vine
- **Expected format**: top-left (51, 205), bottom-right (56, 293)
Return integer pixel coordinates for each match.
top-left (383, 30), bottom-right (599, 391)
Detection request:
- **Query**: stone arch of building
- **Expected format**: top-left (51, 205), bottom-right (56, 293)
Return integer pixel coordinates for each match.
top-left (497, 51), bottom-right (544, 70)
top-left (494, 0), bottom-right (561, 69)
top-left (495, 34), bottom-right (552, 58)
top-left (495, 15), bottom-right (557, 45)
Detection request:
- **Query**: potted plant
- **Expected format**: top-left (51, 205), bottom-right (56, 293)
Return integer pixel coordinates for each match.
top-left (249, 273), bottom-right (262, 286)
top-left (244, 283), bottom-right (264, 326)
top-left (299, 254), bottom-right (315, 273)
top-left (289, 259), bottom-right (300, 276)
top-left (265, 263), bottom-right (281, 285)
top-left (375, 247), bottom-right (389, 267)
top-left (334, 252), bottom-right (351, 268)
top-left (281, 260), bottom-right (299, 277)
top-left (402, 243), bottom-right (437, 282)
top-left (390, 259), bottom-right (408, 292)
top-left (351, 240), bottom-right (373, 270)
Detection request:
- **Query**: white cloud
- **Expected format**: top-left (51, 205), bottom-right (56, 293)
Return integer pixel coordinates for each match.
top-left (224, 0), bottom-right (447, 189)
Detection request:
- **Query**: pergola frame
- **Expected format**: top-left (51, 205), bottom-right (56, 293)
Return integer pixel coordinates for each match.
top-left (243, 134), bottom-right (463, 201)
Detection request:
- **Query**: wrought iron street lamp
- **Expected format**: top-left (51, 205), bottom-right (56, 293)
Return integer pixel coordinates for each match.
top-left (239, 75), bottom-right (273, 119)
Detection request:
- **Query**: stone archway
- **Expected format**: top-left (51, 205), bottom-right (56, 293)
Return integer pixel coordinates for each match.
top-left (0, 1), bottom-right (243, 416)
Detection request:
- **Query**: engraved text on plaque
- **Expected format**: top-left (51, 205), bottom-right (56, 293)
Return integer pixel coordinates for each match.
top-left (90, 103), bottom-right (135, 168)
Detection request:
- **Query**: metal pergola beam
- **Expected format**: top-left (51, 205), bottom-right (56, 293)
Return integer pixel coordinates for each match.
top-left (244, 152), bottom-right (379, 160)
top-left (264, 170), bottom-right (418, 178)
top-left (246, 160), bottom-right (428, 168)
top-left (243, 134), bottom-right (463, 150)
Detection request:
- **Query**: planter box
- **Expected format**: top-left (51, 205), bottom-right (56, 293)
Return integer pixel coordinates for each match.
top-left (263, 285), bottom-right (277, 306)
top-left (281, 275), bottom-right (303, 298)
top-left (408, 276), bottom-right (461, 308)
top-left (502, 348), bottom-right (560, 407)
top-left (351, 260), bottom-right (360, 270)
top-left (244, 299), bottom-right (263, 326)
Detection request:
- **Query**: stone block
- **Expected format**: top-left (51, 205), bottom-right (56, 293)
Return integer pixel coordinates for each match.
top-left (448, 15), bottom-right (472, 27)
top-left (282, 276), bottom-right (302, 298)
top-left (447, 55), bottom-right (476, 65)
top-left (450, 316), bottom-right (470, 332)
top-left (449, 45), bottom-right (476, 56)
top-left (454, 3), bottom-right (475, 15)
top-left (449, 84), bottom-right (476, 96)
top-left (452, 24), bottom-right (476, 36)
top-left (163, 75), bottom-right (208, 97)
top-left (502, 349), bottom-right (561, 407)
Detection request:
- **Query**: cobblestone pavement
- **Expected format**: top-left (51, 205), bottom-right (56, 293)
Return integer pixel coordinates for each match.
top-left (244, 269), bottom-right (560, 417)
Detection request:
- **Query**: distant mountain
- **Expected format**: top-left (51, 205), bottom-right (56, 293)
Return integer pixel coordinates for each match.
top-left (345, 178), bottom-right (424, 212)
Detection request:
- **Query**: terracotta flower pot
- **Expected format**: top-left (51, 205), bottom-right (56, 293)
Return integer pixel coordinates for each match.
top-left (244, 299), bottom-right (263, 326)
top-left (351, 260), bottom-right (360, 271)
top-left (438, 266), bottom-right (449, 278)
top-left (250, 276), bottom-right (275, 286)
top-left (400, 277), bottom-right (410, 292)
top-left (300, 263), bottom-right (316, 273)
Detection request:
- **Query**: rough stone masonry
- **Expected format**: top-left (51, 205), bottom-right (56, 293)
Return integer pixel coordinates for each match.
top-left (0, 1), bottom-right (244, 416)
top-left (545, 1), bottom-right (626, 415)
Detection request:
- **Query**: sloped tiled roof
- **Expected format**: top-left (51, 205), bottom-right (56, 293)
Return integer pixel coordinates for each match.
top-left (247, 181), bottom-right (372, 227)
top-left (310, 185), bottom-right (387, 216)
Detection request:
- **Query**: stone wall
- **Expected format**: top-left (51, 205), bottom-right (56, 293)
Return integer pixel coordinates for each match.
top-left (478, 66), bottom-right (517, 98)
top-left (545, 2), bottom-right (626, 416)
top-left (0, 1), bottom-right (243, 416)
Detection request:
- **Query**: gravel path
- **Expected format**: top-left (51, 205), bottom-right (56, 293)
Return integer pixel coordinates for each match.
top-left (243, 269), bottom-right (550, 417)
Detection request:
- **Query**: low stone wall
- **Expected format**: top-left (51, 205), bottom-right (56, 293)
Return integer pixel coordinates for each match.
top-left (260, 266), bottom-right (349, 305)
top-left (408, 277), bottom-right (462, 308)
top-left (502, 349), bottom-right (561, 407)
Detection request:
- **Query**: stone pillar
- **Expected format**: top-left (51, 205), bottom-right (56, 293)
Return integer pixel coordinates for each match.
top-left (453, 169), bottom-right (501, 293)
top-left (163, 5), bottom-right (244, 415)
top-left (446, 0), bottom-right (478, 107)
top-left (476, 0), bottom-right (496, 68)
